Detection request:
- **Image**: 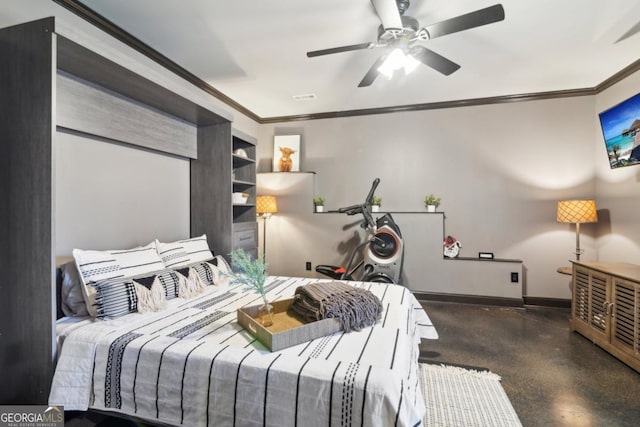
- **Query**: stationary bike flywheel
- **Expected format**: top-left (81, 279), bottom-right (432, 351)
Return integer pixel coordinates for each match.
top-left (370, 229), bottom-right (400, 259)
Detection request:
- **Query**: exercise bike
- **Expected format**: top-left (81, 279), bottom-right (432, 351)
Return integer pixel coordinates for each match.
top-left (315, 178), bottom-right (404, 284)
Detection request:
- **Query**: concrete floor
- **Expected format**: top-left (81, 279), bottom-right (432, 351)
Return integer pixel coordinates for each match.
top-left (419, 301), bottom-right (640, 427)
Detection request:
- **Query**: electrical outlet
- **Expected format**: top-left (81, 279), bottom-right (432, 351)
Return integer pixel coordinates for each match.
top-left (306, 262), bottom-right (312, 271)
top-left (511, 272), bottom-right (519, 283)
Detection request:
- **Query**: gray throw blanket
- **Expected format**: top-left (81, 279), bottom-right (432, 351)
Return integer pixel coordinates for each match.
top-left (288, 281), bottom-right (383, 332)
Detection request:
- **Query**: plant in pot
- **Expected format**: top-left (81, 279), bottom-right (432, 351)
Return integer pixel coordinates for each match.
top-left (313, 197), bottom-right (326, 213)
top-left (424, 194), bottom-right (441, 212)
top-left (371, 196), bottom-right (382, 212)
top-left (227, 249), bottom-right (273, 326)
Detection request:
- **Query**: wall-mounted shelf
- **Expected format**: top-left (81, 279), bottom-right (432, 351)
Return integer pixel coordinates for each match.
top-left (257, 171), bottom-right (316, 175)
top-left (444, 256), bottom-right (523, 263)
top-left (315, 210), bottom-right (445, 215)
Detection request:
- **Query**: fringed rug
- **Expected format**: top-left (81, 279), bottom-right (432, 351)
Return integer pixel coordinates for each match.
top-left (420, 363), bottom-right (522, 427)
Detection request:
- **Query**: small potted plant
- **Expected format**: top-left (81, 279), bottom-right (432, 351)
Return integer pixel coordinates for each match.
top-left (227, 249), bottom-right (272, 326)
top-left (313, 197), bottom-right (326, 213)
top-left (371, 196), bottom-right (382, 213)
top-left (424, 194), bottom-right (441, 212)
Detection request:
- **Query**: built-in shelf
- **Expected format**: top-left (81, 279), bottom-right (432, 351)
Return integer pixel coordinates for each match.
top-left (233, 155), bottom-right (255, 166)
top-left (444, 256), bottom-right (523, 263)
top-left (232, 180), bottom-right (255, 192)
top-left (233, 179), bottom-right (255, 186)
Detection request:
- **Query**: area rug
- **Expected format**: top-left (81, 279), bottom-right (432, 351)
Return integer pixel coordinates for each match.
top-left (419, 363), bottom-right (522, 427)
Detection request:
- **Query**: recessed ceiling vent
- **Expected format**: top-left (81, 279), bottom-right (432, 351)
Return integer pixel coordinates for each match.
top-left (293, 93), bottom-right (317, 101)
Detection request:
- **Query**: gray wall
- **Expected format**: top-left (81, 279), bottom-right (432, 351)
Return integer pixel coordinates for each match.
top-left (10, 0), bottom-right (634, 301)
top-left (595, 70), bottom-right (640, 262)
top-left (256, 95), bottom-right (601, 300)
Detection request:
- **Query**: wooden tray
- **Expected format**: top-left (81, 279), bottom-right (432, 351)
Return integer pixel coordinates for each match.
top-left (237, 298), bottom-right (342, 351)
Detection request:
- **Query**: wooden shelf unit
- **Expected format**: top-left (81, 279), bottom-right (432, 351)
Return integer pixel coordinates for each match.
top-left (570, 261), bottom-right (640, 373)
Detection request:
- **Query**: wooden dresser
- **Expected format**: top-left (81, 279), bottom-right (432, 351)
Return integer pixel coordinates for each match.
top-left (570, 261), bottom-right (640, 373)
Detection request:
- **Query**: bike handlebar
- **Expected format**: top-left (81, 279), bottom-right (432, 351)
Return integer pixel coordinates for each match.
top-left (338, 204), bottom-right (361, 214)
top-left (336, 178), bottom-right (380, 229)
top-left (365, 178), bottom-right (380, 205)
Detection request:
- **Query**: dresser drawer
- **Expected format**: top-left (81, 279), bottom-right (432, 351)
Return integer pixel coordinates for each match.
top-left (233, 222), bottom-right (258, 250)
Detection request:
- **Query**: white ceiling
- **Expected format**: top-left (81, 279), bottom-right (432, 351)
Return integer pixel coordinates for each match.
top-left (5, 0), bottom-right (640, 119)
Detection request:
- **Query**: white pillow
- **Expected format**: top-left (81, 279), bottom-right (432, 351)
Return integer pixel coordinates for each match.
top-left (155, 234), bottom-right (214, 269)
top-left (72, 241), bottom-right (165, 317)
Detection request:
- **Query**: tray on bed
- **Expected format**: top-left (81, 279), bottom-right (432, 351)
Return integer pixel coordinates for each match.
top-left (237, 298), bottom-right (342, 351)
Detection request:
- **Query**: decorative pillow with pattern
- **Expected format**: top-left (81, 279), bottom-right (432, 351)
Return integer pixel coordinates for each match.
top-left (132, 275), bottom-right (167, 314)
top-left (174, 266), bottom-right (207, 298)
top-left (155, 269), bottom-right (181, 300)
top-left (93, 279), bottom-right (138, 320)
top-left (191, 255), bottom-right (232, 288)
top-left (155, 235), bottom-right (214, 269)
top-left (93, 269), bottom-right (183, 319)
top-left (72, 242), bottom-right (166, 317)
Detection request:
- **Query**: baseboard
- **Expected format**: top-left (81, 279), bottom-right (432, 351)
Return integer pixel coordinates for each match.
top-left (523, 297), bottom-right (571, 308)
top-left (413, 291), bottom-right (524, 307)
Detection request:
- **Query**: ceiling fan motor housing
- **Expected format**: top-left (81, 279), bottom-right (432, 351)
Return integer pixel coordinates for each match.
top-left (378, 15), bottom-right (419, 41)
top-left (396, 0), bottom-right (411, 15)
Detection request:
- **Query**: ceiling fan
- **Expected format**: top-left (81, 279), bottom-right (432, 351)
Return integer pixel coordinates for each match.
top-left (306, 0), bottom-right (505, 87)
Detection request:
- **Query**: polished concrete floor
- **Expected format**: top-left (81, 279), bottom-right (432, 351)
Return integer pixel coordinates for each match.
top-left (419, 301), bottom-right (640, 427)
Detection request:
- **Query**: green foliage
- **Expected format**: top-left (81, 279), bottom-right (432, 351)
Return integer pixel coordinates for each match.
top-left (227, 249), bottom-right (269, 303)
top-left (313, 196), bottom-right (326, 206)
top-left (371, 196), bottom-right (382, 205)
top-left (424, 194), bottom-right (441, 207)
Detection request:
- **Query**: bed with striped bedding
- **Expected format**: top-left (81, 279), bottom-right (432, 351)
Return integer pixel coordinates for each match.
top-left (49, 276), bottom-right (438, 426)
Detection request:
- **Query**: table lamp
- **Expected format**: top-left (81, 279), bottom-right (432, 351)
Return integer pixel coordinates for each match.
top-left (256, 195), bottom-right (278, 261)
top-left (557, 199), bottom-right (598, 260)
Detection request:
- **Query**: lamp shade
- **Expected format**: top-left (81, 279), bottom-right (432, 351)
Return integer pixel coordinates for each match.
top-left (557, 200), bottom-right (598, 223)
top-left (256, 195), bottom-right (278, 215)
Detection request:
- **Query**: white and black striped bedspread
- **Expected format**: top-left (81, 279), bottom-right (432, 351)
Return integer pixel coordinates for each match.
top-left (49, 277), bottom-right (438, 427)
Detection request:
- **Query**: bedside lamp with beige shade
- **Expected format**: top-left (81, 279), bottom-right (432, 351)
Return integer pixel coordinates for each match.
top-left (256, 196), bottom-right (278, 261)
top-left (557, 199), bottom-right (598, 261)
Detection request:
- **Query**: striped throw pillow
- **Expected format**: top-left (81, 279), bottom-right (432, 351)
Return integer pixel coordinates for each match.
top-left (191, 255), bottom-right (232, 287)
top-left (93, 269), bottom-right (183, 319)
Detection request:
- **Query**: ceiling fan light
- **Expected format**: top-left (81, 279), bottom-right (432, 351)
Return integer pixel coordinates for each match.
top-left (377, 61), bottom-right (395, 79)
top-left (403, 53), bottom-right (420, 75)
top-left (377, 48), bottom-right (405, 79)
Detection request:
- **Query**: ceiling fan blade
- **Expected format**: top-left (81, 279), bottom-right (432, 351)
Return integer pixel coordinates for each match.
top-left (358, 55), bottom-right (388, 87)
top-left (422, 4), bottom-right (505, 40)
top-left (371, 0), bottom-right (403, 32)
top-left (307, 43), bottom-right (373, 58)
top-left (411, 46), bottom-right (460, 76)
top-left (616, 20), bottom-right (640, 43)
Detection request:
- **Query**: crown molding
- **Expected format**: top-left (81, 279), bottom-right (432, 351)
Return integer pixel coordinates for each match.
top-left (53, 0), bottom-right (640, 125)
top-left (52, 0), bottom-right (261, 123)
top-left (260, 88), bottom-right (596, 123)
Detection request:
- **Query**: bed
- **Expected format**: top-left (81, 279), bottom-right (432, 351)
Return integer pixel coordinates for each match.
top-left (50, 240), bottom-right (437, 426)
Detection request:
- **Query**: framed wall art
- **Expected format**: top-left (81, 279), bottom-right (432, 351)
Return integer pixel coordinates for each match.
top-left (273, 135), bottom-right (300, 172)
